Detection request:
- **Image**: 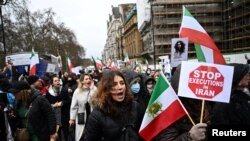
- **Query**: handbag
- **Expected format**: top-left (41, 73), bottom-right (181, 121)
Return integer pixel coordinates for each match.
top-left (15, 104), bottom-right (32, 141)
top-left (78, 112), bottom-right (85, 124)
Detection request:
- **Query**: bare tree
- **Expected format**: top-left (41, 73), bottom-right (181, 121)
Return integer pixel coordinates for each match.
top-left (0, 0), bottom-right (86, 69)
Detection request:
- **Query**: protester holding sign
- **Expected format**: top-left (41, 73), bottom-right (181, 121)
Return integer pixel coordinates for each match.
top-left (212, 63), bottom-right (250, 125)
top-left (154, 65), bottom-right (209, 141)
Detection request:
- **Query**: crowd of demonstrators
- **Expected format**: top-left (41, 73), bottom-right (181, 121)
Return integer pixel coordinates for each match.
top-left (84, 70), bottom-right (144, 141)
top-left (12, 81), bottom-right (57, 141)
top-left (0, 65), bottom-right (105, 141)
top-left (1, 61), bottom-right (250, 141)
top-left (69, 73), bottom-right (97, 141)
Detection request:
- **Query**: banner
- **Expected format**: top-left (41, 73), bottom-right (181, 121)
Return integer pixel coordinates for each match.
top-left (171, 38), bottom-right (188, 67)
top-left (6, 53), bottom-right (39, 66)
top-left (178, 61), bottom-right (233, 103)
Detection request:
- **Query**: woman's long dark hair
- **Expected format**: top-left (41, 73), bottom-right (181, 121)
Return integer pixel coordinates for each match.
top-left (174, 40), bottom-right (185, 55)
top-left (92, 70), bottom-right (134, 117)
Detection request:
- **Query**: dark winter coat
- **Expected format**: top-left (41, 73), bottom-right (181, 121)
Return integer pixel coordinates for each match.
top-left (212, 89), bottom-right (250, 125)
top-left (153, 65), bottom-right (209, 141)
top-left (153, 117), bottom-right (192, 141)
top-left (46, 86), bottom-right (71, 127)
top-left (46, 87), bottom-right (71, 120)
top-left (29, 93), bottom-right (57, 141)
top-left (83, 101), bottom-right (143, 141)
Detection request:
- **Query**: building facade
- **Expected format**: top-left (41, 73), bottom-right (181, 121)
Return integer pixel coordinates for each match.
top-left (103, 0), bottom-right (250, 66)
top-left (223, 0), bottom-right (250, 53)
top-left (123, 5), bottom-right (143, 63)
top-left (136, 0), bottom-right (153, 64)
top-left (116, 3), bottom-right (136, 61)
top-left (137, 0), bottom-right (250, 64)
top-left (149, 0), bottom-right (224, 61)
top-left (102, 6), bottom-right (122, 64)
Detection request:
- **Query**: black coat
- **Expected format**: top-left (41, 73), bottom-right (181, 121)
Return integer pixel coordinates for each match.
top-left (153, 118), bottom-right (192, 141)
top-left (46, 87), bottom-right (71, 119)
top-left (212, 89), bottom-right (250, 125)
top-left (62, 81), bottom-right (78, 115)
top-left (29, 94), bottom-right (57, 141)
top-left (84, 101), bottom-right (143, 141)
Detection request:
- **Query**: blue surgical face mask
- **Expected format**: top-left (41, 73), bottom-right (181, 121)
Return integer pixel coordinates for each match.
top-left (131, 83), bottom-right (140, 94)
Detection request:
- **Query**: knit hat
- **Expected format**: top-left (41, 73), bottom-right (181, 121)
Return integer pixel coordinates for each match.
top-left (27, 75), bottom-right (39, 85)
top-left (227, 63), bottom-right (249, 86)
top-left (11, 81), bottom-right (30, 93)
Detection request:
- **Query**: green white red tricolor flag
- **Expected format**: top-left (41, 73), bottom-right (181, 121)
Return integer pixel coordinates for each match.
top-left (179, 6), bottom-right (225, 64)
top-left (139, 72), bottom-right (187, 141)
top-left (96, 58), bottom-right (103, 70)
top-left (67, 57), bottom-right (73, 72)
top-left (29, 48), bottom-right (38, 75)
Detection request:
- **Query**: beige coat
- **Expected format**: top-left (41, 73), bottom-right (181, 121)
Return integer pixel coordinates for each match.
top-left (70, 86), bottom-right (97, 141)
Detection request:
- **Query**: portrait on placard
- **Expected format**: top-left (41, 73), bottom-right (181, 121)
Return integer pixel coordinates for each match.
top-left (171, 38), bottom-right (188, 67)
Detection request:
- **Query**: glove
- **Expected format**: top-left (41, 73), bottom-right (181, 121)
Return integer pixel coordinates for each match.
top-left (189, 123), bottom-right (207, 141)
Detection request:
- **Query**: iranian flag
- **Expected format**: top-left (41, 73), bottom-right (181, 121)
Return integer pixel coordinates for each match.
top-left (110, 61), bottom-right (117, 71)
top-left (139, 72), bottom-right (187, 141)
top-left (96, 58), bottom-right (103, 70)
top-left (92, 56), bottom-right (103, 71)
top-left (29, 49), bottom-right (38, 75)
top-left (179, 6), bottom-right (225, 64)
top-left (67, 57), bottom-right (73, 72)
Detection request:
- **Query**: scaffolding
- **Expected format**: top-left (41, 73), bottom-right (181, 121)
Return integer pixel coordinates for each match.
top-left (151, 0), bottom-right (224, 59)
top-left (223, 0), bottom-right (250, 53)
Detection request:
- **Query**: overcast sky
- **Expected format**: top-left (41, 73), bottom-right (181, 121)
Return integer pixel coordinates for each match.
top-left (29, 0), bottom-right (136, 59)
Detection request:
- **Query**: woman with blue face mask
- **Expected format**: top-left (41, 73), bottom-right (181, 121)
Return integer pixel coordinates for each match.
top-left (123, 70), bottom-right (149, 113)
top-left (131, 79), bottom-right (141, 95)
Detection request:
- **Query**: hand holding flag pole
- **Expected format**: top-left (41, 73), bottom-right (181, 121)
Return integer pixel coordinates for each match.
top-left (179, 6), bottom-right (226, 123)
top-left (139, 72), bottom-right (195, 141)
top-left (200, 100), bottom-right (205, 123)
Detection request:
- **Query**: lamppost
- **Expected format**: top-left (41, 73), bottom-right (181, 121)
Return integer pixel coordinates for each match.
top-left (0, 0), bottom-right (7, 57)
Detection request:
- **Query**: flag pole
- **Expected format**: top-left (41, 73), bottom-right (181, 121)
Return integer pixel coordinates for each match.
top-left (200, 99), bottom-right (205, 123)
top-left (187, 111), bottom-right (195, 126)
top-left (177, 98), bottom-right (195, 126)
